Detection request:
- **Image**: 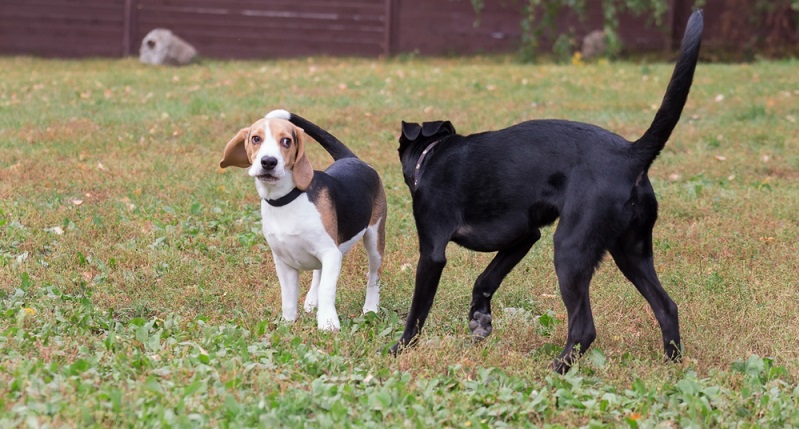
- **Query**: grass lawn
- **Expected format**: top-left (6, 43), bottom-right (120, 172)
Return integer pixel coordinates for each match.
top-left (1, 55), bottom-right (798, 427)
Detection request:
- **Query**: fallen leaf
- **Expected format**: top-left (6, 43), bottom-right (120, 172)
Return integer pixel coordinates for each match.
top-left (714, 156), bottom-right (726, 161)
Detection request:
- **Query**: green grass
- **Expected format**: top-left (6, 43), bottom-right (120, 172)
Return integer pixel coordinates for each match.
top-left (1, 55), bottom-right (799, 427)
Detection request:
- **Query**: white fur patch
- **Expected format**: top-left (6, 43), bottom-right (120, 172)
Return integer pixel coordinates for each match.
top-left (265, 109), bottom-right (291, 120)
top-left (261, 195), bottom-right (334, 271)
top-left (338, 228), bottom-right (367, 254)
top-left (249, 120), bottom-right (294, 200)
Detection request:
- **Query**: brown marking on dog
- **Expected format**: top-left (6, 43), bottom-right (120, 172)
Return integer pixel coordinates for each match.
top-left (314, 187), bottom-right (339, 244)
top-left (220, 118), bottom-right (314, 190)
top-left (262, 119), bottom-right (314, 190)
top-left (370, 184), bottom-right (388, 265)
top-left (220, 127), bottom-right (253, 168)
top-left (220, 118), bottom-right (267, 168)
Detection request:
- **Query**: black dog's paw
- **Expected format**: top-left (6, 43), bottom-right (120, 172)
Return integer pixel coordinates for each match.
top-left (388, 338), bottom-right (414, 356)
top-left (664, 340), bottom-right (683, 363)
top-left (468, 311), bottom-right (493, 341)
top-left (552, 358), bottom-right (571, 374)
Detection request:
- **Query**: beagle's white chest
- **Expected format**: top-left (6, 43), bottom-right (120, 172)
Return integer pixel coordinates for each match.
top-left (260, 196), bottom-right (334, 271)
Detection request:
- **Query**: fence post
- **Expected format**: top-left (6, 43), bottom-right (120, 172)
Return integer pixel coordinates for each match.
top-left (383, 0), bottom-right (397, 57)
top-left (122, 0), bottom-right (138, 57)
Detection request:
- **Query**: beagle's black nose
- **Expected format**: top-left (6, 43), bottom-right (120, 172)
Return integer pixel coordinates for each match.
top-left (261, 156), bottom-right (278, 170)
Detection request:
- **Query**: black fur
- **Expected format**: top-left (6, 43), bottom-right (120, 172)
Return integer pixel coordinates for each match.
top-left (306, 159), bottom-right (382, 243)
top-left (287, 113), bottom-right (382, 243)
top-left (392, 11), bottom-right (703, 373)
top-left (287, 113), bottom-right (357, 160)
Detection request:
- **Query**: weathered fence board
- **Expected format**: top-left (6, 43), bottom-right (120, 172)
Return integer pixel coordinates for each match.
top-left (0, 0), bottom-right (795, 59)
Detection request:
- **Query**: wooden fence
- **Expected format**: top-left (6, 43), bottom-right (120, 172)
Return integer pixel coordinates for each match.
top-left (0, 0), bottom-right (795, 59)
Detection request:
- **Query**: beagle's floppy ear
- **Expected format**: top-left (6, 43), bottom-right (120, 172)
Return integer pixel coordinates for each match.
top-left (291, 126), bottom-right (314, 190)
top-left (401, 121), bottom-right (422, 142)
top-left (220, 128), bottom-right (252, 168)
top-left (421, 120), bottom-right (456, 138)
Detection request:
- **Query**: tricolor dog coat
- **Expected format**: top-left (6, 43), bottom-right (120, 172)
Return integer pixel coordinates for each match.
top-left (220, 110), bottom-right (387, 331)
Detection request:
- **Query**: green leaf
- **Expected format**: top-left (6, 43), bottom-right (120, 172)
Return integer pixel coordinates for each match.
top-left (20, 272), bottom-right (32, 290)
top-left (68, 358), bottom-right (90, 375)
top-left (183, 379), bottom-right (206, 396)
top-left (587, 348), bottom-right (607, 368)
top-left (145, 377), bottom-right (163, 394)
top-left (224, 395), bottom-right (241, 417)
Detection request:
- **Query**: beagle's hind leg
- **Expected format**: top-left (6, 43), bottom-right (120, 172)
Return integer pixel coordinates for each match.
top-left (362, 220), bottom-right (384, 314)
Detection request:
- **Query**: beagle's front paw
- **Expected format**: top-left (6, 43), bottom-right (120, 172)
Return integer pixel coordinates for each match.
top-left (316, 309), bottom-right (341, 331)
top-left (281, 308), bottom-right (298, 324)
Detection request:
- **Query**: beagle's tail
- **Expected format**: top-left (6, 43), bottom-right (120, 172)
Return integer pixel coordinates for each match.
top-left (632, 10), bottom-right (703, 171)
top-left (266, 109), bottom-right (357, 160)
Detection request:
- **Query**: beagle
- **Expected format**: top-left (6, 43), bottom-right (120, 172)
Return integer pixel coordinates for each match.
top-left (220, 110), bottom-right (387, 331)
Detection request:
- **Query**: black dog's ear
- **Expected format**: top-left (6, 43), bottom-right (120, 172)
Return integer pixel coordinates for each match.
top-left (421, 120), bottom-right (456, 138)
top-left (401, 121), bottom-right (422, 141)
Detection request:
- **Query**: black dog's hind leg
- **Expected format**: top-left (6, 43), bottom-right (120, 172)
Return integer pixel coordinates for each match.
top-left (469, 230), bottom-right (540, 340)
top-left (389, 239), bottom-right (448, 354)
top-left (551, 217), bottom-right (610, 374)
top-left (610, 227), bottom-right (681, 362)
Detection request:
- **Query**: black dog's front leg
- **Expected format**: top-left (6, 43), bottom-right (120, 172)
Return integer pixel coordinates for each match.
top-left (468, 231), bottom-right (540, 340)
top-left (389, 248), bottom-right (446, 354)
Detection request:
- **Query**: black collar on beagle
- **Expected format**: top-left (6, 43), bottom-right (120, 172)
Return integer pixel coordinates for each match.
top-left (265, 187), bottom-right (304, 207)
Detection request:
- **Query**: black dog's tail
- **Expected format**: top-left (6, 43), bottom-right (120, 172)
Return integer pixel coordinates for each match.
top-left (631, 10), bottom-right (703, 171)
top-left (266, 109), bottom-right (357, 160)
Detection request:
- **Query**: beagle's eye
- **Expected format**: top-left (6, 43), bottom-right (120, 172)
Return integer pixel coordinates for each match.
top-left (251, 135), bottom-right (262, 144)
top-left (280, 137), bottom-right (292, 148)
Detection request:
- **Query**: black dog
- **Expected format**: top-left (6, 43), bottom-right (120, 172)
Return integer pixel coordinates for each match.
top-left (393, 11), bottom-right (703, 373)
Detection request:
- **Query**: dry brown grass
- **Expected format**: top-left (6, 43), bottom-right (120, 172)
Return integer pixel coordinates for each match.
top-left (1, 55), bottom-right (798, 399)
